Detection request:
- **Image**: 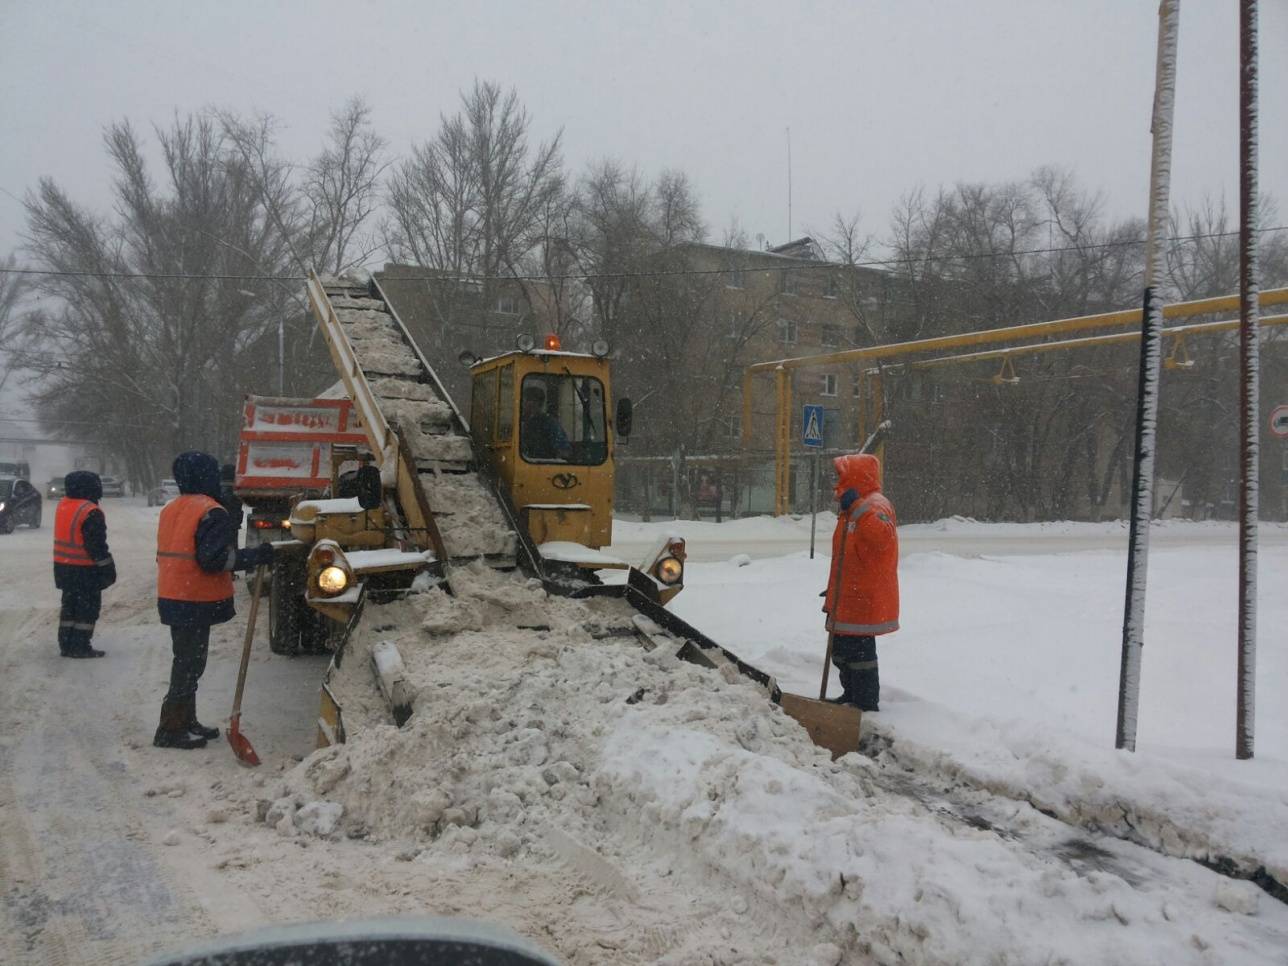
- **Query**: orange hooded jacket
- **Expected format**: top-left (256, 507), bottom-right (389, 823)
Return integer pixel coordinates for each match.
top-left (823, 453), bottom-right (899, 636)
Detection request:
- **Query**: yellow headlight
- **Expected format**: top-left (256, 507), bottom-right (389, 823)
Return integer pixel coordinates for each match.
top-left (318, 565), bottom-right (350, 595)
top-left (655, 556), bottom-right (683, 586)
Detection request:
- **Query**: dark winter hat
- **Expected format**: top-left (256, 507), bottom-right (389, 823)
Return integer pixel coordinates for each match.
top-left (64, 470), bottom-right (102, 502)
top-left (173, 451), bottom-right (221, 499)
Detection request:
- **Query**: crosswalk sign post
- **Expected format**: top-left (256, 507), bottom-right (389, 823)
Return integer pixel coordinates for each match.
top-left (802, 405), bottom-right (825, 557)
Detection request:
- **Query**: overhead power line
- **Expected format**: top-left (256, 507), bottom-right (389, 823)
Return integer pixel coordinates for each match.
top-left (0, 226), bottom-right (1284, 285)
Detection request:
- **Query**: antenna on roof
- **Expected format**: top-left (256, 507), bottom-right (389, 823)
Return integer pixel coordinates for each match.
top-left (786, 126), bottom-right (793, 243)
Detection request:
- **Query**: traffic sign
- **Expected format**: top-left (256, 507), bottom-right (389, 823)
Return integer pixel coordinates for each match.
top-left (1272, 405), bottom-right (1288, 439)
top-left (802, 405), bottom-right (825, 448)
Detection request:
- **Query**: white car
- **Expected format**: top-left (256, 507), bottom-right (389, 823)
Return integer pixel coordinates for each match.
top-left (147, 478), bottom-right (180, 506)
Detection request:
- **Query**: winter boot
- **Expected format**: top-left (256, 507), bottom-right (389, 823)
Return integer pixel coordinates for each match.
top-left (184, 697), bottom-right (221, 741)
top-left (827, 668), bottom-right (860, 706)
top-left (153, 698), bottom-right (208, 750)
top-left (63, 646), bottom-right (107, 659)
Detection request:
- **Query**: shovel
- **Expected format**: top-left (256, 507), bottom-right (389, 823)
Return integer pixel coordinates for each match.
top-left (226, 564), bottom-right (266, 766)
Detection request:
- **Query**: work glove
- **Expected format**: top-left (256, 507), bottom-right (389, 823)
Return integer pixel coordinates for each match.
top-left (97, 555), bottom-right (118, 590)
top-left (250, 543), bottom-right (275, 570)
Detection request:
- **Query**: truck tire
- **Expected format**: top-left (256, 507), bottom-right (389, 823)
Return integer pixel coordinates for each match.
top-left (269, 557), bottom-right (305, 656)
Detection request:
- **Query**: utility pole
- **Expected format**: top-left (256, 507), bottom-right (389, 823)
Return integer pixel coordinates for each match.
top-left (1117, 0), bottom-right (1181, 752)
top-left (1236, 0), bottom-right (1260, 760)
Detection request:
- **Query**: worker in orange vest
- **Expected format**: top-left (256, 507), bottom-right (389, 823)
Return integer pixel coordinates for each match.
top-left (53, 470), bottom-right (116, 658)
top-left (822, 453), bottom-right (899, 711)
top-left (154, 451), bottom-right (273, 750)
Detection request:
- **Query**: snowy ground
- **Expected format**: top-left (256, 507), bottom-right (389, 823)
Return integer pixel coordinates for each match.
top-left (1, 501), bottom-right (1285, 965)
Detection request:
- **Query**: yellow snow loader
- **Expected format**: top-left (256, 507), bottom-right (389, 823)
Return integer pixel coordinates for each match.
top-left (288, 271), bottom-right (860, 758)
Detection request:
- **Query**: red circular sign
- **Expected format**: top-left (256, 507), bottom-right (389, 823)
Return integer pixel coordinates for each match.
top-left (1271, 405), bottom-right (1288, 439)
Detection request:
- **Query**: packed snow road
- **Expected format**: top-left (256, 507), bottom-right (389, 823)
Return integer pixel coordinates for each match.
top-left (1, 502), bottom-right (1286, 965)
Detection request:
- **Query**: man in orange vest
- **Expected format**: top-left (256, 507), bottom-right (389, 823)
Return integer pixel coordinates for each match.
top-left (822, 453), bottom-right (899, 712)
top-left (154, 451), bottom-right (273, 750)
top-left (53, 470), bottom-right (116, 658)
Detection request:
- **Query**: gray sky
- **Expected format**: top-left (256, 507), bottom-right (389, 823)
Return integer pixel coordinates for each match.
top-left (1, 0), bottom-right (1286, 259)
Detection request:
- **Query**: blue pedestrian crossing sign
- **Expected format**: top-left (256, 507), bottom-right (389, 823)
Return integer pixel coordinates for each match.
top-left (802, 405), bottom-right (825, 448)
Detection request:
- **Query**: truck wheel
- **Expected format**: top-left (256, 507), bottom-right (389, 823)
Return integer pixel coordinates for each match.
top-left (269, 559), bottom-right (303, 656)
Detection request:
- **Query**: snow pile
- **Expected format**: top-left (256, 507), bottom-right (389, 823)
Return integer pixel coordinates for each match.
top-left (269, 561), bottom-right (1288, 964)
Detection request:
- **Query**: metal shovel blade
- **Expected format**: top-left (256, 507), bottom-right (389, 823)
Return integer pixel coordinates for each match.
top-left (226, 713), bottom-right (260, 766)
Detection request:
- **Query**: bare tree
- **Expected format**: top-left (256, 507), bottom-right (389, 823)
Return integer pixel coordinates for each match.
top-left (0, 256), bottom-right (25, 394)
top-left (20, 115), bottom-right (297, 486)
top-left (384, 80), bottom-right (564, 358)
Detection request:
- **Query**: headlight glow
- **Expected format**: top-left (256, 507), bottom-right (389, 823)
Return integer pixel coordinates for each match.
top-left (317, 565), bottom-right (350, 595)
top-left (0, 501), bottom-right (7, 512)
top-left (655, 556), bottom-right (683, 586)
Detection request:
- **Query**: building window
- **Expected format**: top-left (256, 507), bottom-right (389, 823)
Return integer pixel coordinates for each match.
top-left (778, 319), bottom-right (798, 344)
top-left (779, 270), bottom-right (800, 296)
top-left (726, 413), bottom-right (741, 439)
top-left (726, 268), bottom-right (746, 289)
top-left (821, 374), bottom-right (838, 397)
top-left (820, 324), bottom-right (839, 347)
top-left (726, 313), bottom-right (743, 339)
top-left (852, 375), bottom-right (863, 398)
top-left (824, 273), bottom-right (839, 299)
top-left (495, 293), bottom-right (519, 315)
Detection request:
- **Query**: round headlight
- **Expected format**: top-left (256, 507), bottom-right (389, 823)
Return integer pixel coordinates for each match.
top-left (591, 339), bottom-right (610, 358)
top-left (515, 333), bottom-right (535, 352)
top-left (655, 556), bottom-right (683, 586)
top-left (318, 565), bottom-right (350, 595)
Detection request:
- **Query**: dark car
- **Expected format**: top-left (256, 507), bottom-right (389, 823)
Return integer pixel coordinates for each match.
top-left (0, 477), bottom-right (42, 533)
top-left (47, 476), bottom-right (66, 499)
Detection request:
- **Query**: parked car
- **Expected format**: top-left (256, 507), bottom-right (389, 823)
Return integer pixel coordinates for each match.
top-left (0, 477), bottom-right (42, 533)
top-left (47, 476), bottom-right (66, 499)
top-left (0, 460), bottom-right (30, 480)
top-left (148, 478), bottom-right (180, 506)
top-left (100, 476), bottom-right (126, 497)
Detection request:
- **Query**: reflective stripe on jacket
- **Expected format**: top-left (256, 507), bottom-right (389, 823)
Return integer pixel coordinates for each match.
top-left (53, 498), bottom-right (98, 567)
top-left (823, 492), bottom-right (900, 636)
top-left (157, 494), bottom-right (234, 604)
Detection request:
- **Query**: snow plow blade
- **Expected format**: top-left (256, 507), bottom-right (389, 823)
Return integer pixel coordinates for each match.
top-left (580, 568), bottom-right (861, 758)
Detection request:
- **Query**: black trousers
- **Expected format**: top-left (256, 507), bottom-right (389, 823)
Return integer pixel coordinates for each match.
top-left (58, 587), bottom-right (101, 654)
top-left (164, 624), bottom-right (212, 702)
top-left (831, 634), bottom-right (880, 710)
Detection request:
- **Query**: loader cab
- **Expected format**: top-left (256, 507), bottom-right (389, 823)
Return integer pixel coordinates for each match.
top-left (467, 338), bottom-right (623, 549)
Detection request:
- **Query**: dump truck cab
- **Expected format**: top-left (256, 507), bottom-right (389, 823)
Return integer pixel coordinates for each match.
top-left (467, 340), bottom-right (619, 549)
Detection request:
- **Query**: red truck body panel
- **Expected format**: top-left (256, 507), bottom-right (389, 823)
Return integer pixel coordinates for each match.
top-left (234, 396), bottom-right (367, 495)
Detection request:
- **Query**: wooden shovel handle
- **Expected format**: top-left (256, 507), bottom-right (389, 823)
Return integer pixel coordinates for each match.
top-left (819, 632), bottom-right (835, 700)
top-left (230, 565), bottom-right (267, 718)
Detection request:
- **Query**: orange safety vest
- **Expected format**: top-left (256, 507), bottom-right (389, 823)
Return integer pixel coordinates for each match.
top-left (53, 498), bottom-right (99, 566)
top-left (156, 494), bottom-right (233, 603)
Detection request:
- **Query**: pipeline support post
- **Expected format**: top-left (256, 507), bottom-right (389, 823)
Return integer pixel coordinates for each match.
top-left (774, 366), bottom-right (791, 516)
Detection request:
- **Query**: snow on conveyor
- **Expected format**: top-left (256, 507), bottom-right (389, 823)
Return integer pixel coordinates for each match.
top-left (263, 562), bottom-right (1288, 966)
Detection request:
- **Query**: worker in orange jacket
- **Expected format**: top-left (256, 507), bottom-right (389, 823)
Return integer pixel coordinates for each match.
top-left (154, 451), bottom-right (272, 750)
top-left (53, 470), bottom-right (116, 658)
top-left (822, 453), bottom-right (899, 711)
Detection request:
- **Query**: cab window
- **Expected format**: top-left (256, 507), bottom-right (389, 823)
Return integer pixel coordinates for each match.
top-left (497, 364), bottom-right (515, 442)
top-left (520, 373), bottom-right (606, 465)
top-left (470, 368), bottom-right (498, 443)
